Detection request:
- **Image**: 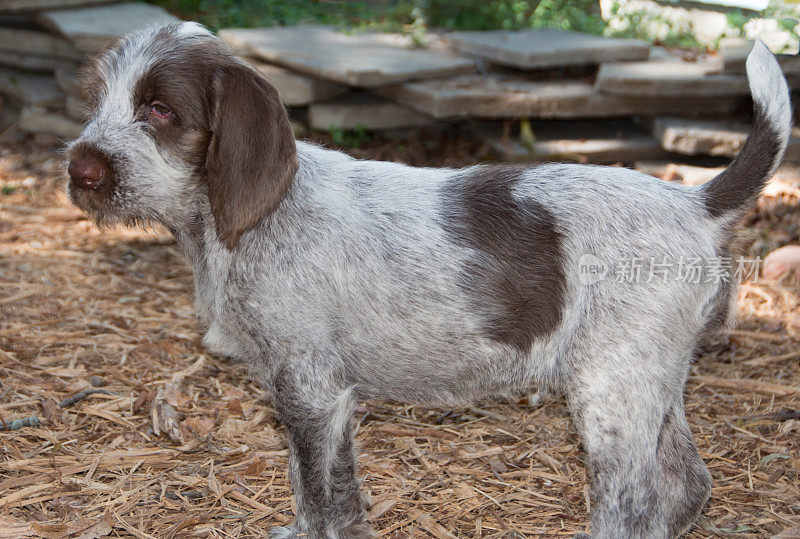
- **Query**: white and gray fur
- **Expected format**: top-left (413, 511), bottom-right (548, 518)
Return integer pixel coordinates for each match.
top-left (65, 23), bottom-right (792, 539)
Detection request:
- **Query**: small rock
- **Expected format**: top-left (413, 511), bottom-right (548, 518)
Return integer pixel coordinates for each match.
top-left (764, 245), bottom-right (800, 280)
top-left (89, 375), bottom-right (107, 387)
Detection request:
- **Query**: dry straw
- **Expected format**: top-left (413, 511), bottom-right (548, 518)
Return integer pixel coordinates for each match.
top-left (0, 135), bottom-right (798, 537)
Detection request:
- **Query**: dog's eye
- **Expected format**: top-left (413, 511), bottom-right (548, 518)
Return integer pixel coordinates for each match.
top-left (150, 103), bottom-right (172, 119)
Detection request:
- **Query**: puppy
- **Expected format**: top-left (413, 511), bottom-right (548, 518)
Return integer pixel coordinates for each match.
top-left (66, 22), bottom-right (792, 539)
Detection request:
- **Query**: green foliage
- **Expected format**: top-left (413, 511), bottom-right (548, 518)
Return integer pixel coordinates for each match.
top-left (329, 125), bottom-right (370, 148)
top-left (145, 0), bottom-right (604, 35)
top-left (725, 10), bottom-right (748, 36)
top-left (777, 16), bottom-right (800, 45)
top-left (529, 0), bottom-right (605, 34)
top-left (518, 118), bottom-right (537, 152)
top-left (146, 0), bottom-right (384, 31)
top-left (418, 0), bottom-right (539, 31)
top-left (147, 0), bottom-right (798, 54)
top-left (1, 185), bottom-right (16, 195)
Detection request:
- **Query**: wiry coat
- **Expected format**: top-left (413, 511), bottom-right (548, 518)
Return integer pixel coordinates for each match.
top-left (66, 22), bottom-right (793, 539)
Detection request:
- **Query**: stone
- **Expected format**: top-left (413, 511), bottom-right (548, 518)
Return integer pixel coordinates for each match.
top-left (0, 0), bottom-right (109, 13)
top-left (475, 120), bottom-right (667, 164)
top-left (443, 28), bottom-right (649, 69)
top-left (0, 68), bottom-right (62, 106)
top-left (18, 106), bottom-right (82, 139)
top-left (764, 245), bottom-right (800, 280)
top-left (36, 3), bottom-right (178, 53)
top-left (249, 60), bottom-right (347, 106)
top-left (379, 73), bottom-right (741, 119)
top-left (0, 51), bottom-right (77, 73)
top-left (308, 93), bottom-right (433, 131)
top-left (652, 117), bottom-right (800, 161)
top-left (596, 55), bottom-right (749, 97)
top-left (0, 27), bottom-right (83, 61)
top-left (219, 25), bottom-right (473, 87)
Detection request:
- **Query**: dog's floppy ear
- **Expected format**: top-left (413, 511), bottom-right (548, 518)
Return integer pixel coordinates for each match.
top-left (206, 63), bottom-right (297, 249)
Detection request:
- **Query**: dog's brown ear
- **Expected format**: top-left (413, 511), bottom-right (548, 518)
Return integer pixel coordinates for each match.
top-left (206, 64), bottom-right (297, 249)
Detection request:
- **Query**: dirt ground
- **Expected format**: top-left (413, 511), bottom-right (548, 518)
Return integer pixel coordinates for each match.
top-left (0, 130), bottom-right (798, 538)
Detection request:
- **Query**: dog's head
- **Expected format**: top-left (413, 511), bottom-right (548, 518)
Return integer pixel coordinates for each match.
top-left (67, 22), bottom-right (297, 248)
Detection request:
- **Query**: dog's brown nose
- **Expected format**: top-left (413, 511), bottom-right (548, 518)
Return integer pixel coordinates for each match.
top-left (68, 158), bottom-right (105, 190)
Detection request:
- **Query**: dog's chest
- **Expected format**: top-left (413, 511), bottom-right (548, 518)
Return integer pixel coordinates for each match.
top-left (193, 244), bottom-right (250, 359)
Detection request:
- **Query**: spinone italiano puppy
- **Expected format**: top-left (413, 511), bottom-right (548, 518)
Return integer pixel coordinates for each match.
top-left (66, 21), bottom-right (792, 538)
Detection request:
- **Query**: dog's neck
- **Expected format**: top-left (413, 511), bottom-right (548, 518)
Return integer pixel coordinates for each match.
top-left (170, 207), bottom-right (210, 266)
top-left (168, 188), bottom-right (295, 285)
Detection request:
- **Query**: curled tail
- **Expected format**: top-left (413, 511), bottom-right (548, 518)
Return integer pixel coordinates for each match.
top-left (703, 40), bottom-right (793, 218)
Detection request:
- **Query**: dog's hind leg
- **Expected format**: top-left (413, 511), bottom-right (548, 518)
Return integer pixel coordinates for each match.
top-left (565, 349), bottom-right (711, 539)
top-left (270, 367), bottom-right (371, 539)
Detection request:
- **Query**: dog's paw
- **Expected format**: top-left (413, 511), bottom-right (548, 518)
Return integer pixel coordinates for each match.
top-left (268, 526), bottom-right (297, 539)
top-left (341, 521), bottom-right (377, 538)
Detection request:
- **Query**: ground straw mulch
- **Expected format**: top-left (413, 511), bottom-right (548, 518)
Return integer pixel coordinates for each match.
top-left (0, 134), bottom-right (798, 538)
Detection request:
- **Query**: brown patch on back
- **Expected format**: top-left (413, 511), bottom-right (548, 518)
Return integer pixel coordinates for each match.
top-left (443, 165), bottom-right (566, 353)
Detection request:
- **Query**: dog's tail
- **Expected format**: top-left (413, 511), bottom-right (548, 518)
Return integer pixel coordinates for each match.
top-left (702, 41), bottom-right (792, 218)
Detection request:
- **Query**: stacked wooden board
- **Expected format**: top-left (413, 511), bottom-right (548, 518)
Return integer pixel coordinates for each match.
top-left (220, 26), bottom-right (800, 164)
top-left (0, 5), bottom-right (797, 166)
top-left (0, 1), bottom-right (176, 140)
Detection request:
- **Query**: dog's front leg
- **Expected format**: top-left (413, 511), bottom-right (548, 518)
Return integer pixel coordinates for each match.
top-left (269, 367), bottom-right (372, 539)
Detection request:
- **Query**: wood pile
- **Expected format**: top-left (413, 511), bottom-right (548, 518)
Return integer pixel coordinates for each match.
top-left (0, 3), bottom-right (797, 166)
top-left (221, 26), bottom-right (800, 165)
top-left (0, 1), bottom-right (176, 141)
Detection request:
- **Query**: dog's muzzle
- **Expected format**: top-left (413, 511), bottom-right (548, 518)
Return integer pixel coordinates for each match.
top-left (68, 157), bottom-right (108, 191)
